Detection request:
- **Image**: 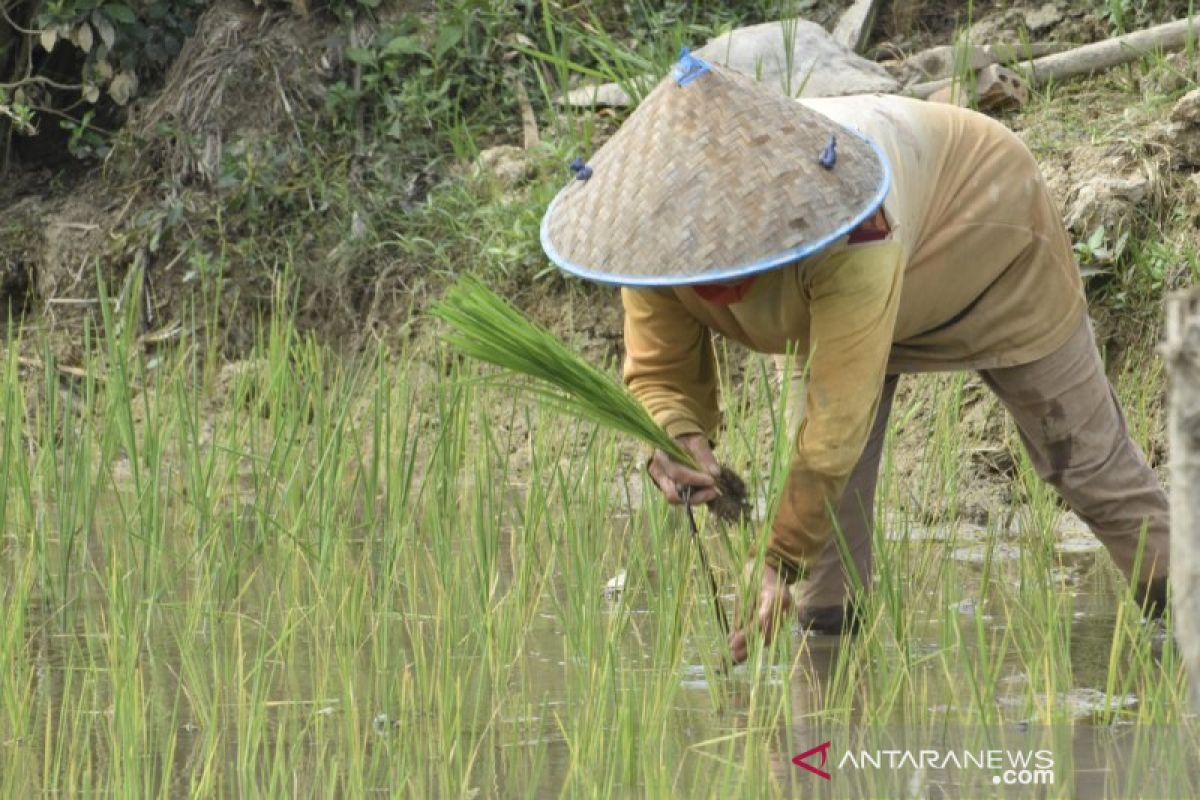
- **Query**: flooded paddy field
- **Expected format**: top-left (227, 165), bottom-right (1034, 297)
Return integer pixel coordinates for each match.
top-left (2, 0), bottom-right (1200, 795)
top-left (1, 323), bottom-right (1195, 798)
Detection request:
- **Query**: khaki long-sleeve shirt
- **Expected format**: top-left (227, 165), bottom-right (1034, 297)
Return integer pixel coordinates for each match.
top-left (622, 95), bottom-right (1086, 579)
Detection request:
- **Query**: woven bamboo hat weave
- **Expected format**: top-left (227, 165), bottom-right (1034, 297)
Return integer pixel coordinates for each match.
top-left (540, 50), bottom-right (891, 287)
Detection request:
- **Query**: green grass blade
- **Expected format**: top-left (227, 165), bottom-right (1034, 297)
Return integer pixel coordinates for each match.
top-left (429, 277), bottom-right (696, 468)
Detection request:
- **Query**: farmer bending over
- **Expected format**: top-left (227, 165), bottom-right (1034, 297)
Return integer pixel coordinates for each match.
top-left (539, 51), bottom-right (1169, 665)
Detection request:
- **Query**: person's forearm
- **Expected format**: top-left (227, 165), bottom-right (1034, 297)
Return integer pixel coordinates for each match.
top-left (625, 380), bottom-right (715, 440)
top-left (766, 464), bottom-right (850, 583)
top-left (622, 286), bottom-right (723, 440)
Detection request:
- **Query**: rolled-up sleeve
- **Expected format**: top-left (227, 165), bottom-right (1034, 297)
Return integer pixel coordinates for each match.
top-left (621, 286), bottom-right (722, 440)
top-left (767, 241), bottom-right (904, 581)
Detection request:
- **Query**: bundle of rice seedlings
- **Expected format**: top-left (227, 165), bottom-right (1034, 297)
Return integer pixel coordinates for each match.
top-left (430, 277), bottom-right (749, 522)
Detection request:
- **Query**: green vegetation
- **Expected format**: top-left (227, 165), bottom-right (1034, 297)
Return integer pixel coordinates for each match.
top-left (0, 0), bottom-right (203, 164)
top-left (0, 282), bottom-right (1193, 795)
top-left (2, 0), bottom-right (1199, 796)
top-left (431, 276), bottom-right (696, 467)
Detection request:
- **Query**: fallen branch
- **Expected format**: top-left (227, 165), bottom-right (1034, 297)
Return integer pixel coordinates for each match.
top-left (904, 42), bottom-right (1074, 82)
top-left (907, 17), bottom-right (1199, 99)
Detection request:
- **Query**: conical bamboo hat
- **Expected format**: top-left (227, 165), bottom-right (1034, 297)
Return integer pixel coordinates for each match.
top-left (540, 52), bottom-right (890, 286)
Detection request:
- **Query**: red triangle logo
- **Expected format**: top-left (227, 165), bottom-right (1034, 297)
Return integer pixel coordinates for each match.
top-left (792, 741), bottom-right (832, 780)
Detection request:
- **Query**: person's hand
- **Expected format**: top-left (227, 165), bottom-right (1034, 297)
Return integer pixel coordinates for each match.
top-left (728, 562), bottom-right (793, 664)
top-left (647, 433), bottom-right (722, 505)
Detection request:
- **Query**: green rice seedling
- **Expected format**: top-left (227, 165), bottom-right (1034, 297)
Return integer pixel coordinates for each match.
top-left (0, 219), bottom-right (1192, 797)
top-left (430, 276), bottom-right (749, 524)
top-left (430, 277), bottom-right (687, 464)
top-left (0, 558), bottom-right (36, 793)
